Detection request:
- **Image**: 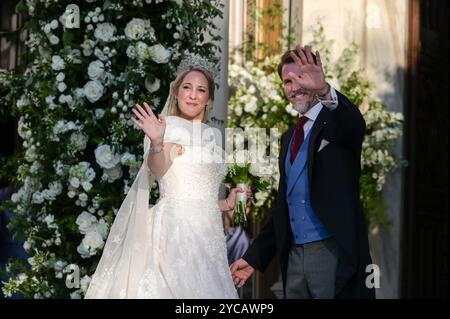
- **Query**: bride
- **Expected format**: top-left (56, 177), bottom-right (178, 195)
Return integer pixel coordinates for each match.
top-left (85, 55), bottom-right (251, 299)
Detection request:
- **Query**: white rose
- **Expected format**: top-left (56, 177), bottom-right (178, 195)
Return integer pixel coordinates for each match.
top-left (56, 72), bottom-right (65, 82)
top-left (94, 144), bottom-right (120, 169)
top-left (124, 18), bottom-right (146, 40)
top-left (43, 24), bottom-right (51, 34)
top-left (51, 55), bottom-right (65, 70)
top-left (77, 230), bottom-right (104, 258)
top-left (87, 60), bottom-right (105, 81)
top-left (67, 190), bottom-right (76, 198)
top-left (70, 177), bottom-right (80, 188)
top-left (95, 218), bottom-right (109, 239)
top-left (136, 41), bottom-right (149, 60)
top-left (102, 165), bottom-right (122, 183)
top-left (78, 193), bottom-right (88, 202)
top-left (59, 94), bottom-right (73, 105)
top-left (148, 44), bottom-right (171, 64)
top-left (76, 211), bottom-right (97, 234)
top-left (32, 192), bottom-right (44, 204)
top-left (83, 80), bottom-right (104, 103)
top-left (145, 77), bottom-right (160, 93)
top-left (49, 34), bottom-right (60, 45)
top-left (23, 240), bottom-right (31, 251)
top-left (126, 45), bottom-right (137, 59)
top-left (94, 108), bottom-right (105, 119)
top-left (120, 152), bottom-right (136, 165)
top-left (50, 19), bottom-right (58, 29)
top-left (81, 182), bottom-right (93, 192)
top-left (49, 181), bottom-right (63, 195)
top-left (70, 291), bottom-right (81, 299)
top-left (94, 23), bottom-right (116, 42)
top-left (80, 275), bottom-right (91, 293)
top-left (74, 88), bottom-right (85, 98)
top-left (57, 82), bottom-right (67, 92)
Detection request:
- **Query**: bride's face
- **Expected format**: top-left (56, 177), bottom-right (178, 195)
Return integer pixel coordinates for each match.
top-left (176, 70), bottom-right (210, 122)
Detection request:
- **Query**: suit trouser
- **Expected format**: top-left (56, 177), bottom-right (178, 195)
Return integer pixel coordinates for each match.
top-left (285, 237), bottom-right (339, 299)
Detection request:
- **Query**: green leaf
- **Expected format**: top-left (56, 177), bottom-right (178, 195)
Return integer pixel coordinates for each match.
top-left (103, 0), bottom-right (114, 11)
top-left (63, 30), bottom-right (75, 45)
top-left (25, 76), bottom-right (33, 87)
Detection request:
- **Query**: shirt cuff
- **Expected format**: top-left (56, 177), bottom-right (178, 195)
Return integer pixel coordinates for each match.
top-left (319, 86), bottom-right (339, 110)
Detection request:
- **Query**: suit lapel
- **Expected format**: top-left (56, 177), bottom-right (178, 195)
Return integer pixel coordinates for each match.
top-left (307, 108), bottom-right (330, 186)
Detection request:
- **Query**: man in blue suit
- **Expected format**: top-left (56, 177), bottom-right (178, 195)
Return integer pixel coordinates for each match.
top-left (230, 45), bottom-right (375, 299)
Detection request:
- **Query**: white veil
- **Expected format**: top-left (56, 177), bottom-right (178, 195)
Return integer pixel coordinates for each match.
top-left (84, 55), bottom-right (220, 299)
top-left (84, 99), bottom-right (169, 299)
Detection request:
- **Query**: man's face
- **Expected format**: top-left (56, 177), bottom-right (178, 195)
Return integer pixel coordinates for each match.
top-left (281, 63), bottom-right (317, 114)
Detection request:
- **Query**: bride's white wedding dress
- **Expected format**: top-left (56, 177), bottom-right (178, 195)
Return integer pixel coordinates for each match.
top-left (85, 116), bottom-right (238, 299)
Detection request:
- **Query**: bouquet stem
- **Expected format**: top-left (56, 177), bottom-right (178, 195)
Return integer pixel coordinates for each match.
top-left (232, 183), bottom-right (248, 227)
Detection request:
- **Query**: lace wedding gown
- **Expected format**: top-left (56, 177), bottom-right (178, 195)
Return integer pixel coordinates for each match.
top-left (85, 116), bottom-right (238, 299)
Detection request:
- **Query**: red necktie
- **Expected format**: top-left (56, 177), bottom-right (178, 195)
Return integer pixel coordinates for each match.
top-left (290, 116), bottom-right (309, 164)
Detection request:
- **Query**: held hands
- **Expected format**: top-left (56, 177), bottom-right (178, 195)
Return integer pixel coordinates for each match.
top-left (131, 102), bottom-right (166, 144)
top-left (230, 258), bottom-right (255, 288)
top-left (288, 45), bottom-right (329, 95)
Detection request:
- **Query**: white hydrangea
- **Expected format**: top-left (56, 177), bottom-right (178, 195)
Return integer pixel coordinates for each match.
top-left (244, 96), bottom-right (258, 113)
top-left (68, 162), bottom-right (96, 192)
top-left (17, 94), bottom-right (31, 110)
top-left (136, 41), bottom-right (149, 60)
top-left (51, 55), bottom-right (65, 70)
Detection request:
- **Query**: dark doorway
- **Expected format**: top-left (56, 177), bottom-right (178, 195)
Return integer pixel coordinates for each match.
top-left (402, 0), bottom-right (449, 298)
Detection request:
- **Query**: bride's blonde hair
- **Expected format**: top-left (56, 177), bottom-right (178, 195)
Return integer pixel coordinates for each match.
top-left (166, 68), bottom-right (215, 123)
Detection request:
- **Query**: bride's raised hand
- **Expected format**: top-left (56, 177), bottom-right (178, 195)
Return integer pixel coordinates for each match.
top-left (131, 102), bottom-right (166, 143)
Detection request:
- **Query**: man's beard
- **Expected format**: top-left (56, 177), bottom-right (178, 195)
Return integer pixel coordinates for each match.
top-left (292, 101), bottom-right (313, 114)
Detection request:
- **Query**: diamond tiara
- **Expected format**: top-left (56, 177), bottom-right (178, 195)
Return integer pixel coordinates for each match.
top-left (176, 53), bottom-right (218, 80)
